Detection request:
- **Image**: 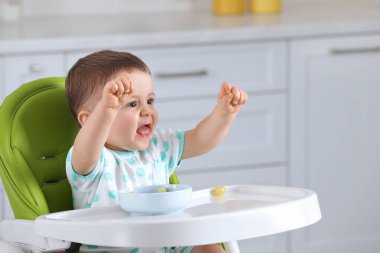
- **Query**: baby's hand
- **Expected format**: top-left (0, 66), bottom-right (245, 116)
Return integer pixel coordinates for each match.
top-left (101, 76), bottom-right (133, 110)
top-left (217, 82), bottom-right (248, 114)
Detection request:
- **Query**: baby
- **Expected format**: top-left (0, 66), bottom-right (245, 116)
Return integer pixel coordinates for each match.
top-left (65, 50), bottom-right (247, 253)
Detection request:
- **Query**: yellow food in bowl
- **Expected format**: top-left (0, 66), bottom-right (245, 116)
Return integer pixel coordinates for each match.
top-left (157, 186), bottom-right (167, 193)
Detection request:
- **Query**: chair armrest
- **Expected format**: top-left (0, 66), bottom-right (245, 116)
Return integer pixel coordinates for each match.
top-left (0, 219), bottom-right (70, 252)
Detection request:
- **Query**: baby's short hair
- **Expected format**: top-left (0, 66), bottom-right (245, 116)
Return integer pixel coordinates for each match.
top-left (66, 50), bottom-right (150, 120)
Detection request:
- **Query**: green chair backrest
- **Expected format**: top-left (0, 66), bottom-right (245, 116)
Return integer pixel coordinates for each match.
top-left (0, 77), bottom-right (181, 220)
top-left (0, 77), bottom-right (79, 219)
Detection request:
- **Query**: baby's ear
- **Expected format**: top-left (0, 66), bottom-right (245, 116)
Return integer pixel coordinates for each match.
top-left (77, 110), bottom-right (91, 126)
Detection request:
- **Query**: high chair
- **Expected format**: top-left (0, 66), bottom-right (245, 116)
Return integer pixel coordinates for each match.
top-left (0, 77), bottom-right (321, 253)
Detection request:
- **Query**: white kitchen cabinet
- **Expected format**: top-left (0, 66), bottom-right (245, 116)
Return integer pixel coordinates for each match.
top-left (66, 42), bottom-right (287, 171)
top-left (132, 42), bottom-right (287, 99)
top-left (0, 56), bottom-right (12, 220)
top-left (0, 57), bottom-right (3, 100)
top-left (65, 50), bottom-right (91, 71)
top-left (65, 41), bottom-right (287, 99)
top-left (0, 183), bottom-right (13, 220)
top-left (0, 57), bottom-right (12, 221)
top-left (1, 53), bottom-right (65, 102)
top-left (290, 35), bottom-right (380, 253)
top-left (156, 93), bottom-right (286, 171)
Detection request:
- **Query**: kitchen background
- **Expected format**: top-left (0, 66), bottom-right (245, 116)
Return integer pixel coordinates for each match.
top-left (0, 0), bottom-right (380, 252)
top-left (2, 0), bottom-right (351, 17)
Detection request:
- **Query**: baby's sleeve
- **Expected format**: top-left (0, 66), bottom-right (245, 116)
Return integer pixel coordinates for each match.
top-left (153, 129), bottom-right (185, 176)
top-left (66, 147), bottom-right (106, 208)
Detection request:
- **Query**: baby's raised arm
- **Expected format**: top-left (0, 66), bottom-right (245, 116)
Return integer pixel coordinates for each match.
top-left (71, 76), bottom-right (133, 175)
top-left (181, 82), bottom-right (248, 159)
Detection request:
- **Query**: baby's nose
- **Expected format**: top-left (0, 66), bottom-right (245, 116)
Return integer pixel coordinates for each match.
top-left (141, 107), bottom-right (152, 116)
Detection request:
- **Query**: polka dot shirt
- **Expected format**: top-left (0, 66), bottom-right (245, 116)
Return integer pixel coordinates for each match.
top-left (66, 129), bottom-right (185, 209)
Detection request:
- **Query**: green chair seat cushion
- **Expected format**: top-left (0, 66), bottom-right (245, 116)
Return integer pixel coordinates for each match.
top-left (0, 77), bottom-right (78, 219)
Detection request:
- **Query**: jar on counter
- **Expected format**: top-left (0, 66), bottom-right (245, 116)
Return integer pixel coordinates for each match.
top-left (213, 0), bottom-right (245, 15)
top-left (250, 0), bottom-right (281, 14)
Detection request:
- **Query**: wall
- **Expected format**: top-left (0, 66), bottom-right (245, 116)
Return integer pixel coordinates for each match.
top-left (21, 0), bottom-right (192, 17)
top-left (4, 0), bottom-right (375, 18)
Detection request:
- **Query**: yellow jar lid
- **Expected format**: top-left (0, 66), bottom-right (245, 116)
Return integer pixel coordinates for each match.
top-left (213, 0), bottom-right (246, 15)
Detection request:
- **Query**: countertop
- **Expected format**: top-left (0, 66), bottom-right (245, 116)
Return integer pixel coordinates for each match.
top-left (1, 0), bottom-right (380, 54)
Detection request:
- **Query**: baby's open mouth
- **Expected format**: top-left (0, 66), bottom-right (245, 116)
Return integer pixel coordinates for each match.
top-left (136, 124), bottom-right (152, 137)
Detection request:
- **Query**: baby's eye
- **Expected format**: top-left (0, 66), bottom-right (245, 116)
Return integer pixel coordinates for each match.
top-left (128, 101), bottom-right (138, 108)
top-left (147, 98), bottom-right (155, 105)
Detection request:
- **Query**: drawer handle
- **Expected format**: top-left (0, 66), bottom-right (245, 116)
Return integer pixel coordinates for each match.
top-left (330, 46), bottom-right (380, 55)
top-left (29, 63), bottom-right (43, 73)
top-left (155, 69), bottom-right (208, 79)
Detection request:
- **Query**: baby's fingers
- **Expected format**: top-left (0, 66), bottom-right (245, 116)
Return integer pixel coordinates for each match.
top-left (218, 82), bottom-right (232, 99)
top-left (106, 81), bottom-right (119, 94)
top-left (120, 77), bottom-right (133, 94)
top-left (231, 87), bottom-right (241, 105)
top-left (105, 80), bottom-right (123, 96)
top-left (238, 90), bottom-right (248, 105)
top-left (114, 80), bottom-right (126, 97)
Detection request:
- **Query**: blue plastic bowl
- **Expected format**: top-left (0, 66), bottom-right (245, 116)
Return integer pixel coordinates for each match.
top-left (119, 184), bottom-right (192, 215)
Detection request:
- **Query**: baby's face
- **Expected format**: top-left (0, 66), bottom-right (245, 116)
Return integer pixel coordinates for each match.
top-left (106, 70), bottom-right (157, 151)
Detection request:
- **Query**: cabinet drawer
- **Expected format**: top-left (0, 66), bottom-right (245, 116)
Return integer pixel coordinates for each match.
top-left (65, 41), bottom-right (287, 99)
top-left (65, 51), bottom-right (90, 71)
top-left (133, 42), bottom-right (287, 99)
top-left (156, 93), bottom-right (286, 171)
top-left (2, 53), bottom-right (65, 101)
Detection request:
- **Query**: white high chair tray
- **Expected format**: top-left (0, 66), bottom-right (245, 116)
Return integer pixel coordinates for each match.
top-left (35, 185), bottom-right (321, 248)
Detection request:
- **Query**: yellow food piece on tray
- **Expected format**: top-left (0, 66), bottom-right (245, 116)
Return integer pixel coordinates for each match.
top-left (157, 186), bottom-right (167, 193)
top-left (211, 185), bottom-right (226, 196)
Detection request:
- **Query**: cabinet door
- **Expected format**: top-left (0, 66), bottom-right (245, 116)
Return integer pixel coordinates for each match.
top-left (0, 57), bottom-right (3, 101)
top-left (290, 35), bottom-right (380, 253)
top-left (0, 182), bottom-right (13, 220)
top-left (156, 93), bottom-right (286, 171)
top-left (2, 53), bottom-right (65, 101)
